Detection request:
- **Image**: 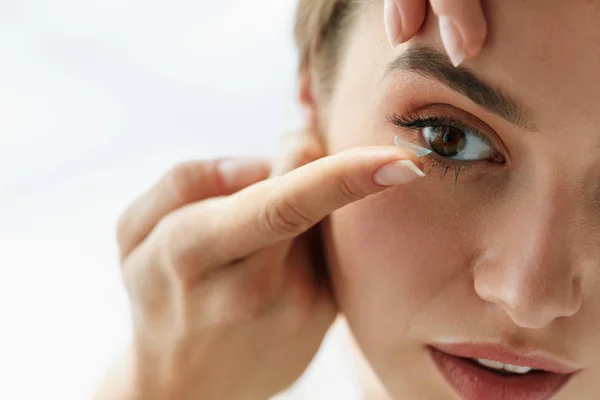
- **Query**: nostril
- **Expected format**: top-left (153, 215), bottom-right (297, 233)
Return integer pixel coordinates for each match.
top-left (474, 276), bottom-right (581, 329)
top-left (472, 250), bottom-right (586, 325)
top-left (565, 276), bottom-right (583, 317)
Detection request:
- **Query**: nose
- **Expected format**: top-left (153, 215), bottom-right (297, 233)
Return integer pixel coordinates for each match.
top-left (474, 255), bottom-right (582, 329)
top-left (473, 186), bottom-right (584, 329)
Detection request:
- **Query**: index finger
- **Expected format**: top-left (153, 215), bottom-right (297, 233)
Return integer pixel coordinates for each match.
top-left (210, 146), bottom-right (425, 263)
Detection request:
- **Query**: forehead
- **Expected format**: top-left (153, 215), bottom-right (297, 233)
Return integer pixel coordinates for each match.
top-left (474, 0), bottom-right (600, 126)
top-left (354, 0), bottom-right (600, 133)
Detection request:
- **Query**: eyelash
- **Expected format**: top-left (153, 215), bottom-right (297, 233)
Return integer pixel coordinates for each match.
top-left (387, 110), bottom-right (496, 183)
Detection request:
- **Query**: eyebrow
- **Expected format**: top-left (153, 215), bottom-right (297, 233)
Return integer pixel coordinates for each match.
top-left (386, 46), bottom-right (533, 130)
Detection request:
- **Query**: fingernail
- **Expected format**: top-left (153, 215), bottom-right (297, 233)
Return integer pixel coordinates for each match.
top-left (218, 158), bottom-right (269, 187)
top-left (384, 0), bottom-right (403, 46)
top-left (373, 160), bottom-right (425, 186)
top-left (438, 16), bottom-right (465, 67)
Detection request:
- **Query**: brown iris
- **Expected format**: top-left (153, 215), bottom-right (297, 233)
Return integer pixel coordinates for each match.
top-left (427, 126), bottom-right (467, 157)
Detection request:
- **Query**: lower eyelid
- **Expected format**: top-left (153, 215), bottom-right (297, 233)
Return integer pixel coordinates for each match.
top-left (393, 130), bottom-right (505, 182)
top-left (421, 153), bottom-right (501, 183)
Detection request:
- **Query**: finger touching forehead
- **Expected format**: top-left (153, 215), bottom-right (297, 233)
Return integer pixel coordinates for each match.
top-left (405, 0), bottom-right (600, 133)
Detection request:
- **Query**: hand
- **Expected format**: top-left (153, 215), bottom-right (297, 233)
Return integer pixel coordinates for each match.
top-left (102, 134), bottom-right (424, 400)
top-left (384, 0), bottom-right (487, 66)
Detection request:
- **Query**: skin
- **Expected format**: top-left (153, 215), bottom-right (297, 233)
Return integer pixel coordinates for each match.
top-left (385, 0), bottom-right (487, 66)
top-left (96, 136), bottom-right (423, 400)
top-left (96, 0), bottom-right (494, 397)
top-left (310, 0), bottom-right (600, 398)
top-left (95, 0), bottom-right (490, 396)
top-left (94, 1), bottom-right (599, 400)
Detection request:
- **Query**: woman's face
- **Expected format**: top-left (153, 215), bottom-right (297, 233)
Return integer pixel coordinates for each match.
top-left (321, 1), bottom-right (600, 398)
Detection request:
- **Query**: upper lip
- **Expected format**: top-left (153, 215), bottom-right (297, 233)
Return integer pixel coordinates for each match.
top-left (430, 342), bottom-right (582, 375)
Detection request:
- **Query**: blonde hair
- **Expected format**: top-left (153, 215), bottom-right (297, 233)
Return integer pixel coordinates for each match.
top-left (294, 0), bottom-right (360, 92)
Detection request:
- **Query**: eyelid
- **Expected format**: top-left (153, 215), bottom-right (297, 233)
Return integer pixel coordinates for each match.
top-left (395, 103), bottom-right (509, 155)
top-left (389, 104), bottom-right (512, 163)
top-left (387, 105), bottom-right (508, 183)
top-left (390, 113), bottom-right (493, 150)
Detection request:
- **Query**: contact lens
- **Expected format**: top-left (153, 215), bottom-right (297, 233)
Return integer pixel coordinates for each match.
top-left (394, 136), bottom-right (432, 157)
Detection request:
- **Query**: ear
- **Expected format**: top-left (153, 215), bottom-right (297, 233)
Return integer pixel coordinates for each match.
top-left (298, 64), bottom-right (321, 135)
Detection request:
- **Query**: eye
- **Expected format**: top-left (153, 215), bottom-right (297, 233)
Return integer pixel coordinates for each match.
top-left (422, 125), bottom-right (495, 161)
top-left (387, 109), bottom-right (506, 168)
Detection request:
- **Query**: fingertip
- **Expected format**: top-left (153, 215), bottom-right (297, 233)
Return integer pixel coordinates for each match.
top-left (384, 0), bottom-right (402, 46)
top-left (393, 0), bottom-right (427, 45)
top-left (464, 18), bottom-right (487, 59)
top-left (438, 15), bottom-right (465, 67)
top-left (455, 10), bottom-right (487, 60)
top-left (430, 0), bottom-right (488, 66)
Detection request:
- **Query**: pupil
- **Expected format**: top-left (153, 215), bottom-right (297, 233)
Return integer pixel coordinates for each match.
top-left (430, 126), bottom-right (466, 157)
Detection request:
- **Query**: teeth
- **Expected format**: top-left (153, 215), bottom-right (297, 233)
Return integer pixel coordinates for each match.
top-left (476, 358), bottom-right (505, 370)
top-left (475, 359), bottom-right (534, 374)
top-left (504, 364), bottom-right (533, 374)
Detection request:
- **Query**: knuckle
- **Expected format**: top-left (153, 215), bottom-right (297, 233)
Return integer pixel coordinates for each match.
top-left (235, 287), bottom-right (272, 323)
top-left (218, 271), bottom-right (277, 327)
top-left (263, 199), bottom-right (312, 236)
top-left (155, 212), bottom-right (195, 277)
top-left (126, 248), bottom-right (173, 318)
top-left (335, 179), bottom-right (368, 203)
top-left (156, 198), bottom-right (225, 284)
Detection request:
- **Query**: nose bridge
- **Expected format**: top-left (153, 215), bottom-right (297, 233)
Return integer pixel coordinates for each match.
top-left (473, 172), bottom-right (583, 329)
top-left (517, 178), bottom-right (570, 273)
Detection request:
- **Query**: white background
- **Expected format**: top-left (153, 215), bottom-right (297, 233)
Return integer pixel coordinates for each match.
top-left (0, 1), bottom-right (362, 398)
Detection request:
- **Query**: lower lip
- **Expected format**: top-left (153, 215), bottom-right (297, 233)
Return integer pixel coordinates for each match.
top-left (428, 347), bottom-right (572, 400)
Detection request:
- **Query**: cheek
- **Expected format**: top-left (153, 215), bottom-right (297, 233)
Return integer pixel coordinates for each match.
top-left (322, 183), bottom-right (482, 378)
top-left (326, 184), bottom-right (477, 322)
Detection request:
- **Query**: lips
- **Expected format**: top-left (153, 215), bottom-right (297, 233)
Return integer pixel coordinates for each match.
top-left (428, 343), bottom-right (579, 400)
